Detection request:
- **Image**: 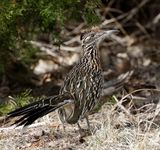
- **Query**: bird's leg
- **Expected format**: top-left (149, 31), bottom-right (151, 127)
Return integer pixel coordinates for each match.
top-left (77, 122), bottom-right (83, 133)
top-left (55, 121), bottom-right (65, 132)
top-left (85, 116), bottom-right (91, 131)
top-left (77, 116), bottom-right (92, 137)
top-left (77, 121), bottom-right (88, 138)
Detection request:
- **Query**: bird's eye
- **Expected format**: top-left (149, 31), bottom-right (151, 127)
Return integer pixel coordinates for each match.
top-left (91, 34), bottom-right (94, 37)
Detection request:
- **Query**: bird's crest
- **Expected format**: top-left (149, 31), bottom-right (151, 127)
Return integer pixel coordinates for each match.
top-left (80, 26), bottom-right (100, 40)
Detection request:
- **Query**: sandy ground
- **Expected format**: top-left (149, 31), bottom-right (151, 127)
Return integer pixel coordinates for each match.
top-left (0, 103), bottom-right (160, 150)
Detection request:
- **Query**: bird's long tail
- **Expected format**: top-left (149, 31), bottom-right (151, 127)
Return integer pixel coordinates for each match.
top-left (6, 93), bottom-right (73, 127)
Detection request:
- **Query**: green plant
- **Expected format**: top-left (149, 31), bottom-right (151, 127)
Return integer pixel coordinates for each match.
top-left (0, 89), bottom-right (34, 115)
top-left (0, 0), bottom-right (101, 77)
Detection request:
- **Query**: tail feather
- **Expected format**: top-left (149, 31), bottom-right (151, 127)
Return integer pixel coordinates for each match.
top-left (6, 93), bottom-right (73, 127)
top-left (8, 101), bottom-right (43, 117)
top-left (16, 106), bottom-right (53, 126)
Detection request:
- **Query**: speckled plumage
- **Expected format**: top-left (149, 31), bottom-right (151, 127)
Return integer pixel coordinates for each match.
top-left (6, 28), bottom-right (118, 129)
top-left (59, 38), bottom-right (103, 124)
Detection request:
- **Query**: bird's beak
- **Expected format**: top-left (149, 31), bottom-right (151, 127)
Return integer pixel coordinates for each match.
top-left (104, 29), bottom-right (119, 36)
top-left (95, 29), bottom-right (119, 48)
top-left (97, 29), bottom-right (119, 42)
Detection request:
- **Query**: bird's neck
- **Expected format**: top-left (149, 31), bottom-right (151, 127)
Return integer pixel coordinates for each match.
top-left (82, 43), bottom-right (99, 60)
top-left (81, 43), bottom-right (101, 69)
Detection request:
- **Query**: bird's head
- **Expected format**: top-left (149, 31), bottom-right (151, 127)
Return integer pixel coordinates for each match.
top-left (80, 27), bottom-right (119, 48)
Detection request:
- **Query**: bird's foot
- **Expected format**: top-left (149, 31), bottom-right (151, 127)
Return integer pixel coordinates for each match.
top-left (79, 128), bottom-right (91, 138)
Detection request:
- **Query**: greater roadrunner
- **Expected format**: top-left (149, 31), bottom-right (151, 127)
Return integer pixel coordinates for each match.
top-left (6, 28), bottom-right (118, 132)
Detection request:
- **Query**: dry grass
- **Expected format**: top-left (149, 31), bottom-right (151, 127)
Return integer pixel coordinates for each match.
top-left (0, 101), bottom-right (160, 150)
top-left (86, 102), bottom-right (160, 150)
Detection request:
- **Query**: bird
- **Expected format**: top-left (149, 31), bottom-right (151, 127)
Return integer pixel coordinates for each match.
top-left (6, 28), bottom-right (118, 133)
